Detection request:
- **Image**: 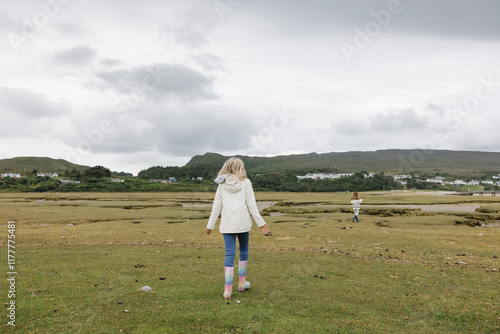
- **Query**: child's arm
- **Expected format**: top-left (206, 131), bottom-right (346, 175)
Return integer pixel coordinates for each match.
top-left (206, 186), bottom-right (222, 231)
top-left (245, 180), bottom-right (270, 235)
top-left (259, 224), bottom-right (271, 236)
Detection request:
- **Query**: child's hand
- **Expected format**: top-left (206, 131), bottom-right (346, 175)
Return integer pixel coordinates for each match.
top-left (259, 224), bottom-right (271, 236)
top-left (206, 228), bottom-right (211, 235)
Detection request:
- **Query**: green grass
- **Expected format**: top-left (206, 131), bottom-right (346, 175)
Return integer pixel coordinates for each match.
top-left (7, 245), bottom-right (498, 333)
top-left (0, 191), bottom-right (499, 333)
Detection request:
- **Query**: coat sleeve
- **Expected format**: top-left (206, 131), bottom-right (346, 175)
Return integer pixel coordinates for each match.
top-left (207, 186), bottom-right (222, 230)
top-left (245, 179), bottom-right (267, 228)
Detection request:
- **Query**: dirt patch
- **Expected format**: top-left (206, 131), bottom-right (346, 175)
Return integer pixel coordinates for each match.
top-left (180, 201), bottom-right (276, 211)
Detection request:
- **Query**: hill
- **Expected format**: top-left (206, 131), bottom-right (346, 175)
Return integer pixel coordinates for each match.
top-left (0, 157), bottom-right (89, 174)
top-left (186, 150), bottom-right (500, 175)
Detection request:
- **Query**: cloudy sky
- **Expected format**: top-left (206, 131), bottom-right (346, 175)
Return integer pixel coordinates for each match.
top-left (1, 0), bottom-right (499, 174)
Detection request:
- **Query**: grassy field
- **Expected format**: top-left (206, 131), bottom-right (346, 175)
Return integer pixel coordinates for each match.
top-left (0, 191), bottom-right (499, 333)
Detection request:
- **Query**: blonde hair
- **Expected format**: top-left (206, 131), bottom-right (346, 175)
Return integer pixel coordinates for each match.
top-left (351, 192), bottom-right (359, 200)
top-left (217, 157), bottom-right (247, 181)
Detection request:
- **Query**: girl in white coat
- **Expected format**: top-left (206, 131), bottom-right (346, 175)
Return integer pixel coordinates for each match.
top-left (206, 157), bottom-right (270, 299)
top-left (351, 192), bottom-right (362, 222)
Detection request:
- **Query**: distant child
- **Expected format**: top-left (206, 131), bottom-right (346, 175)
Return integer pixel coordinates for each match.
top-left (351, 192), bottom-right (362, 222)
top-left (206, 157), bottom-right (271, 300)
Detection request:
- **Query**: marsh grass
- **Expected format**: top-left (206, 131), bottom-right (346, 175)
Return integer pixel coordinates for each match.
top-left (0, 191), bottom-right (499, 333)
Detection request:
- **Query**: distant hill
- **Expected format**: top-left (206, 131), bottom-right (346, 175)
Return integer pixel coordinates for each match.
top-left (186, 150), bottom-right (500, 175)
top-left (0, 157), bottom-right (89, 174)
top-left (4, 149), bottom-right (500, 178)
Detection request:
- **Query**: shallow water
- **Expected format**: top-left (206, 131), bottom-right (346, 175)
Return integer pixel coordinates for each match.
top-left (365, 204), bottom-right (480, 212)
top-left (315, 204), bottom-right (481, 212)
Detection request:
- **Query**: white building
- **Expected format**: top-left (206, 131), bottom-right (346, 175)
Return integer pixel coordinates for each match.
top-left (448, 179), bottom-right (466, 185)
top-left (110, 178), bottom-right (124, 182)
top-left (447, 179), bottom-right (481, 186)
top-left (297, 173), bottom-right (354, 180)
top-left (391, 174), bottom-right (412, 180)
top-left (37, 172), bottom-right (59, 178)
top-left (1, 173), bottom-right (21, 178)
top-left (426, 176), bottom-right (445, 184)
top-left (149, 179), bottom-right (170, 184)
top-left (60, 180), bottom-right (80, 185)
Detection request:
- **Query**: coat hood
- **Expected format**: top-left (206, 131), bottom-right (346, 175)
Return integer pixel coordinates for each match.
top-left (214, 174), bottom-right (243, 193)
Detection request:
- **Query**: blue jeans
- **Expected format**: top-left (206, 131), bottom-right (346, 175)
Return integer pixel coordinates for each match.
top-left (223, 232), bottom-right (249, 267)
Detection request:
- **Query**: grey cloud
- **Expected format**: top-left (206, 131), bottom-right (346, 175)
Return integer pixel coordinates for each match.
top-left (244, 0), bottom-right (500, 40)
top-left (100, 58), bottom-right (124, 67)
top-left (391, 1), bottom-right (500, 40)
top-left (174, 26), bottom-right (209, 49)
top-left (95, 63), bottom-right (217, 101)
top-left (158, 23), bottom-right (209, 49)
top-left (156, 2), bottom-right (219, 49)
top-left (0, 86), bottom-right (72, 141)
top-left (0, 9), bottom-right (17, 30)
top-left (0, 86), bottom-right (66, 118)
top-left (71, 102), bottom-right (260, 157)
top-left (154, 124), bottom-right (248, 156)
top-left (54, 21), bottom-right (90, 38)
top-left (152, 1), bottom-right (225, 52)
top-left (333, 108), bottom-right (428, 136)
top-left (426, 103), bottom-right (444, 114)
top-left (369, 109), bottom-right (427, 133)
top-left (192, 53), bottom-right (225, 72)
top-left (51, 45), bottom-right (97, 66)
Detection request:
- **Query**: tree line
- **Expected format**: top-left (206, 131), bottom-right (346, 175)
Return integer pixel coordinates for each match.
top-left (1, 164), bottom-right (497, 193)
top-left (249, 171), bottom-right (403, 192)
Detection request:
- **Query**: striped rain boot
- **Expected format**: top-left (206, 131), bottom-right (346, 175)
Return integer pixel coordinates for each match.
top-left (238, 260), bottom-right (250, 292)
top-left (223, 266), bottom-right (233, 299)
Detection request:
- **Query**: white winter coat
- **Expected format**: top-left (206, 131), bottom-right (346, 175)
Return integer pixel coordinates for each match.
top-left (351, 199), bottom-right (362, 208)
top-left (206, 175), bottom-right (267, 233)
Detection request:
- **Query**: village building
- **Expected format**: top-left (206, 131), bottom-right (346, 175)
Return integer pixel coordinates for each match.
top-left (59, 180), bottom-right (81, 185)
top-left (37, 172), bottom-right (59, 178)
top-left (109, 178), bottom-right (124, 182)
top-left (1, 173), bottom-right (21, 178)
top-left (425, 176), bottom-right (445, 184)
top-left (296, 173), bottom-right (354, 180)
top-left (148, 179), bottom-right (169, 184)
top-left (391, 174), bottom-right (412, 180)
